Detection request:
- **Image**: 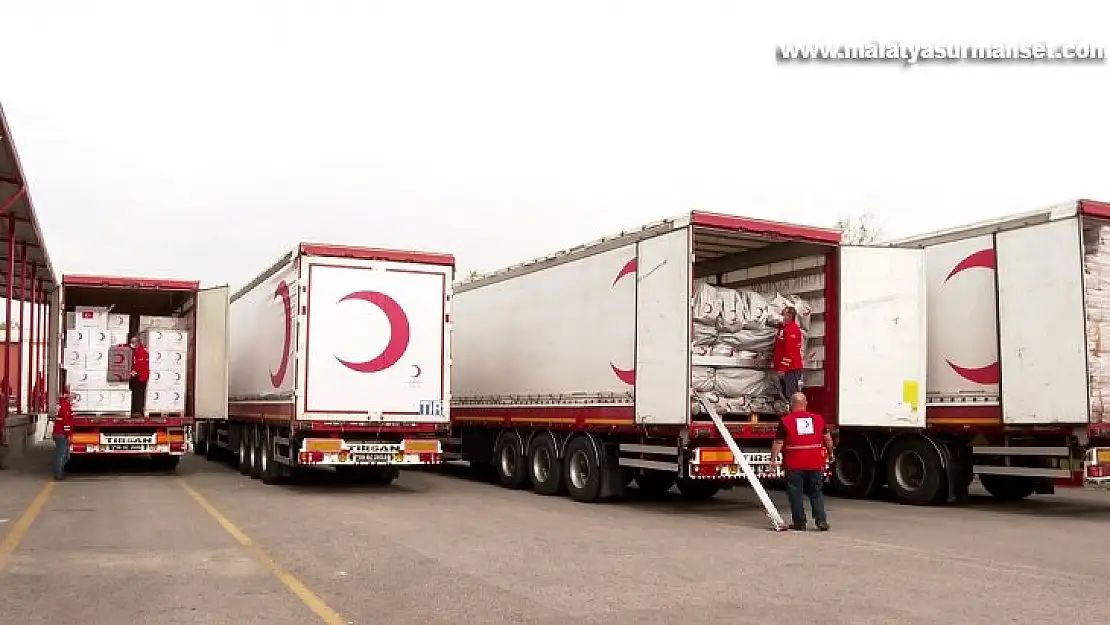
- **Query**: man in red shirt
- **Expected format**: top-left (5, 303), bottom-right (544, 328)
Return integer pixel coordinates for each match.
top-left (129, 335), bottom-right (150, 416)
top-left (769, 393), bottom-right (835, 531)
top-left (773, 306), bottom-right (805, 398)
top-left (50, 391), bottom-right (74, 480)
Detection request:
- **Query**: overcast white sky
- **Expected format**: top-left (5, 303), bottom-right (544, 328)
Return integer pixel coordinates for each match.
top-left (2, 0), bottom-right (1109, 289)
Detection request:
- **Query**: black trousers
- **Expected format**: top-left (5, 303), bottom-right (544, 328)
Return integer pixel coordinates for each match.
top-left (780, 369), bottom-right (803, 398)
top-left (130, 378), bottom-right (147, 415)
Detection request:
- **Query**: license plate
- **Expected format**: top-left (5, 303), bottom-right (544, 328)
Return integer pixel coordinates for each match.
top-left (106, 445), bottom-right (152, 452)
top-left (353, 454), bottom-right (393, 463)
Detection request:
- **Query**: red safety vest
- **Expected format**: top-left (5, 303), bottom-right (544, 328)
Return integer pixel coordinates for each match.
top-left (781, 410), bottom-right (827, 471)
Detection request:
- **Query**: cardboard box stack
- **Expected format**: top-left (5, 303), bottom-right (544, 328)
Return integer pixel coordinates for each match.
top-left (64, 308), bottom-right (132, 413)
top-left (141, 318), bottom-right (188, 414)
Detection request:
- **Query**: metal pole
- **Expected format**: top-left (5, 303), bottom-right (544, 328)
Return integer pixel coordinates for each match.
top-left (37, 282), bottom-right (45, 412)
top-left (4, 215), bottom-right (13, 403)
top-left (17, 242), bottom-right (26, 413)
top-left (27, 269), bottom-right (35, 413)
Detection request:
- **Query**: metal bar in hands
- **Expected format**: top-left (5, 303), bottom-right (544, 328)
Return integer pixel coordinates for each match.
top-left (695, 393), bottom-right (788, 531)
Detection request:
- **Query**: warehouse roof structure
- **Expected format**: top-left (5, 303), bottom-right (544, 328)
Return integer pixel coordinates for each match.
top-left (0, 102), bottom-right (57, 293)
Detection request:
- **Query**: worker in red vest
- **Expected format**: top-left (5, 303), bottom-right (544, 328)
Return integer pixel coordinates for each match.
top-left (769, 392), bottom-right (835, 531)
top-left (50, 390), bottom-right (74, 480)
top-left (773, 306), bottom-right (805, 398)
top-left (129, 335), bottom-right (150, 416)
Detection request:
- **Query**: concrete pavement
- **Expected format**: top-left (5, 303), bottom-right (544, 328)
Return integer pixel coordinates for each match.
top-left (2, 448), bottom-right (1109, 624)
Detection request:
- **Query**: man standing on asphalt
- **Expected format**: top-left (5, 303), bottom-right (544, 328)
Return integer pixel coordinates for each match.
top-left (773, 306), bottom-right (805, 398)
top-left (50, 391), bottom-right (74, 480)
top-left (769, 392), bottom-right (835, 531)
top-left (129, 335), bottom-right (150, 416)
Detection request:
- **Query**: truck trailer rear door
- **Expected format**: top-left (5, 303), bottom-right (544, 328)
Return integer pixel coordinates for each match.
top-left (194, 286), bottom-right (230, 420)
top-left (995, 217), bottom-right (1088, 424)
top-left (837, 247), bottom-right (927, 428)
top-left (634, 228), bottom-right (691, 426)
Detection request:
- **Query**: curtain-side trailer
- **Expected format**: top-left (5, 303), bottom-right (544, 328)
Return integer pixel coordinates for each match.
top-left (830, 199), bottom-right (1110, 505)
top-left (194, 243), bottom-right (454, 486)
top-left (446, 211), bottom-right (929, 503)
top-left (49, 274), bottom-right (230, 471)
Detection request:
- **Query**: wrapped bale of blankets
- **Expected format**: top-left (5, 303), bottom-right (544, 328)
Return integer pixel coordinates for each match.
top-left (689, 282), bottom-right (808, 416)
top-left (1085, 224), bottom-right (1110, 423)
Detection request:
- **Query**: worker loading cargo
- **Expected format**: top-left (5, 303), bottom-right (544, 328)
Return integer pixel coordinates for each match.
top-left (127, 333), bottom-right (149, 416)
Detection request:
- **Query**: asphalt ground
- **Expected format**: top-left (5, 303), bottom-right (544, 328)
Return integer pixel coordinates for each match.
top-left (2, 446), bottom-right (1108, 625)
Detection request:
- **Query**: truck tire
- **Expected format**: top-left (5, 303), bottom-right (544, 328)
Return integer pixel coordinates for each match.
top-left (237, 427), bottom-right (251, 475)
top-left (563, 436), bottom-right (603, 503)
top-left (885, 436), bottom-right (947, 506)
top-left (528, 433), bottom-right (565, 496)
top-left (831, 436), bottom-right (879, 499)
top-left (205, 432), bottom-right (222, 462)
top-left (152, 455), bottom-right (180, 472)
top-left (367, 467), bottom-right (398, 486)
top-left (249, 426), bottom-right (263, 479)
top-left (979, 474), bottom-right (1037, 501)
top-left (495, 432), bottom-right (529, 489)
top-left (634, 470), bottom-right (676, 497)
top-left (676, 478), bottom-right (720, 501)
top-left (260, 428), bottom-right (283, 485)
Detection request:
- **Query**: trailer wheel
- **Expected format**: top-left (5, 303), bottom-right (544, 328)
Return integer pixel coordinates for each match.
top-left (831, 436), bottom-right (879, 499)
top-left (205, 429), bottom-right (222, 462)
top-left (676, 478), bottom-right (720, 501)
top-left (151, 455), bottom-right (180, 472)
top-left (494, 432), bottom-right (529, 489)
top-left (260, 428), bottom-right (283, 485)
top-left (528, 433), bottom-right (565, 496)
top-left (979, 474), bottom-right (1037, 502)
top-left (237, 427), bottom-right (251, 475)
top-left (885, 436), bottom-right (947, 506)
top-left (634, 470), bottom-right (676, 497)
top-left (249, 426), bottom-right (263, 479)
top-left (563, 436), bottom-right (603, 503)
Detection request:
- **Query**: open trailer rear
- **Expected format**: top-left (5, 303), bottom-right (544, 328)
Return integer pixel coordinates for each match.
top-left (446, 211), bottom-right (928, 503)
top-left (50, 274), bottom-right (229, 470)
top-left (194, 243), bottom-right (454, 485)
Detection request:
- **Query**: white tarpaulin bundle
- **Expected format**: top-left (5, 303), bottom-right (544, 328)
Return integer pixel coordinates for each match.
top-left (691, 366), bottom-right (716, 393)
top-left (714, 367), bottom-right (780, 398)
top-left (1084, 223), bottom-right (1110, 423)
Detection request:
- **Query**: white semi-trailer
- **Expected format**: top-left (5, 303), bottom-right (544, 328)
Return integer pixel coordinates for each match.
top-left (194, 243), bottom-right (454, 485)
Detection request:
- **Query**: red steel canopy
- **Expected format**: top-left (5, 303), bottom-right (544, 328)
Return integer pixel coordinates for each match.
top-left (0, 103), bottom-right (57, 292)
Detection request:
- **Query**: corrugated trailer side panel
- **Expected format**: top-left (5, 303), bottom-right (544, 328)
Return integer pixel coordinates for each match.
top-left (452, 243), bottom-right (637, 425)
top-left (228, 255), bottom-right (299, 421)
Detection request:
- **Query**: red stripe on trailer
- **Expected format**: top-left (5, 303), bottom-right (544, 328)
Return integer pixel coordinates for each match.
top-left (227, 401), bottom-right (295, 420)
top-left (690, 211), bottom-right (843, 245)
top-left (62, 274), bottom-right (200, 291)
top-left (300, 421), bottom-right (444, 434)
top-left (452, 405), bottom-right (636, 428)
top-left (299, 243), bottom-right (455, 267)
top-left (1079, 198), bottom-right (1110, 219)
top-left (72, 415), bottom-right (193, 427)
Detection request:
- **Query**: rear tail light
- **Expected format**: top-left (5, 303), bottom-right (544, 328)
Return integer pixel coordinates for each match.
top-left (418, 453), bottom-right (440, 464)
top-left (298, 451), bottom-right (326, 464)
top-left (71, 444), bottom-right (87, 453)
top-left (1089, 465), bottom-right (1109, 478)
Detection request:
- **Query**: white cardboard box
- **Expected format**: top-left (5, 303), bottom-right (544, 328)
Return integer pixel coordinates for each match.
top-left (71, 389), bottom-right (110, 412)
top-left (106, 389), bottom-right (132, 412)
top-left (106, 313), bottom-right (130, 333)
top-left (139, 315), bottom-right (183, 331)
top-left (65, 312), bottom-right (76, 330)
top-left (108, 332), bottom-right (129, 346)
top-left (150, 369), bottom-right (185, 389)
top-left (163, 330), bottom-right (189, 350)
top-left (87, 329), bottom-right (111, 350)
top-left (69, 370), bottom-right (108, 389)
top-left (65, 329), bottom-right (89, 350)
top-left (85, 348), bottom-right (109, 371)
top-left (152, 349), bottom-right (187, 373)
top-left (64, 349), bottom-right (86, 371)
top-left (141, 328), bottom-right (169, 350)
top-left (74, 306), bottom-right (109, 329)
top-left (146, 388), bottom-right (185, 413)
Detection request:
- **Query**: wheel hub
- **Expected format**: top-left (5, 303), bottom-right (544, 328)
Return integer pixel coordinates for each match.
top-left (499, 444), bottom-right (517, 477)
top-left (836, 449), bottom-right (864, 487)
top-left (894, 450), bottom-right (927, 492)
top-left (532, 447), bottom-right (552, 482)
top-left (568, 450), bottom-right (590, 489)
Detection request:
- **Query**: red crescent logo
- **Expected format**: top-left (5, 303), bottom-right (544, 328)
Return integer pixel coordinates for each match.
top-left (270, 280), bottom-right (293, 388)
top-left (944, 248), bottom-right (1000, 384)
top-left (411, 364), bottom-right (422, 378)
top-left (335, 290), bottom-right (411, 373)
top-left (610, 257), bottom-right (637, 385)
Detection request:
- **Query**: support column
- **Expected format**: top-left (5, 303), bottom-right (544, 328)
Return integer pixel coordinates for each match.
top-left (17, 242), bottom-right (26, 413)
top-left (3, 215), bottom-right (13, 404)
top-left (37, 282), bottom-right (45, 412)
top-left (27, 269), bottom-right (36, 413)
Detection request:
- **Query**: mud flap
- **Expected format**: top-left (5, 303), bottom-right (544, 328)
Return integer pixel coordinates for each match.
top-left (599, 442), bottom-right (626, 500)
top-left (942, 442), bottom-right (974, 504)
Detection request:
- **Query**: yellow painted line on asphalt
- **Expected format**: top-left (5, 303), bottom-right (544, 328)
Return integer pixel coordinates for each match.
top-left (0, 480), bottom-right (55, 572)
top-left (178, 479), bottom-right (347, 625)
